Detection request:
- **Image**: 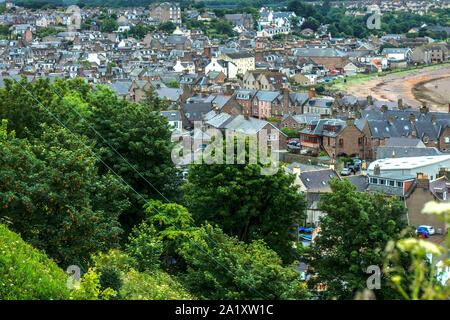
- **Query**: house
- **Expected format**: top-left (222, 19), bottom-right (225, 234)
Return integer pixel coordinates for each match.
top-left (381, 47), bottom-right (412, 63)
top-left (205, 58), bottom-right (237, 79)
top-left (290, 165), bottom-right (340, 226)
top-left (219, 52), bottom-right (255, 76)
top-left (160, 110), bottom-right (183, 132)
top-left (204, 112), bottom-right (287, 151)
top-left (291, 73), bottom-right (312, 86)
top-left (412, 44), bottom-right (449, 64)
top-left (252, 90), bottom-right (280, 119)
top-left (242, 70), bottom-right (290, 91)
top-left (280, 113), bottom-right (320, 131)
top-left (367, 155), bottom-right (450, 181)
top-left (224, 14), bottom-right (254, 30)
top-left (180, 102), bottom-right (213, 129)
top-left (406, 172), bottom-right (449, 235)
top-left (302, 97), bottom-right (334, 115)
top-left (155, 87), bottom-right (184, 107)
top-left (149, 2), bottom-right (181, 24)
top-left (376, 137), bottom-right (441, 159)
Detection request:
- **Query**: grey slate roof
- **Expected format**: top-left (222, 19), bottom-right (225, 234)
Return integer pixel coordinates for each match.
top-left (155, 87), bottom-right (183, 102)
top-left (299, 169), bottom-right (339, 191)
top-left (376, 146), bottom-right (441, 160)
top-left (384, 137), bottom-right (424, 147)
top-left (344, 175), bottom-right (369, 192)
top-left (159, 111), bottom-right (181, 122)
top-left (181, 103), bottom-right (213, 121)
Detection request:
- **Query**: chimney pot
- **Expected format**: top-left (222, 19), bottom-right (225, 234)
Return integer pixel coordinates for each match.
top-left (374, 164), bottom-right (380, 175)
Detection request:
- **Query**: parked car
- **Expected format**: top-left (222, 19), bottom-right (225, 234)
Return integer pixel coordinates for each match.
top-left (340, 168), bottom-right (351, 176)
top-left (415, 227), bottom-right (430, 238)
top-left (353, 159), bottom-right (362, 168)
top-left (287, 138), bottom-right (300, 145)
top-left (348, 165), bottom-right (357, 174)
top-left (417, 225), bottom-right (435, 235)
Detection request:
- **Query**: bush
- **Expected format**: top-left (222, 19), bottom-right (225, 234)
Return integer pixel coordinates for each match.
top-left (0, 224), bottom-right (70, 299)
top-left (125, 222), bottom-right (163, 272)
top-left (92, 250), bottom-right (194, 300)
top-left (98, 266), bottom-right (123, 299)
top-left (0, 224), bottom-right (115, 300)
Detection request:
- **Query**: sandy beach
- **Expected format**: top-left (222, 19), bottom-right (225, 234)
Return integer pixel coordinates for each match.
top-left (337, 65), bottom-right (450, 112)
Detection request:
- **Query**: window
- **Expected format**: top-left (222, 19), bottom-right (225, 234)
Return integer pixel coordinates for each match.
top-left (371, 178), bottom-right (378, 184)
top-left (389, 180), bottom-right (395, 187)
top-left (379, 179), bottom-right (385, 185)
top-left (445, 137), bottom-right (450, 144)
top-left (397, 181), bottom-right (403, 188)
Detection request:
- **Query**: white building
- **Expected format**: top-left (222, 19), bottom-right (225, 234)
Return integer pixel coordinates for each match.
top-left (204, 58), bottom-right (237, 79)
top-left (368, 155), bottom-right (450, 181)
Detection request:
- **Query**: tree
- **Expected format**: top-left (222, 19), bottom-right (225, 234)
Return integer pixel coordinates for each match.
top-left (281, 127), bottom-right (298, 139)
top-left (0, 77), bottom-right (54, 139)
top-left (158, 21), bottom-right (176, 34)
top-left (289, 15), bottom-right (300, 29)
top-left (92, 249), bottom-right (195, 300)
top-left (167, 80), bottom-right (180, 88)
top-left (142, 200), bottom-right (197, 269)
top-left (305, 179), bottom-right (409, 300)
top-left (82, 85), bottom-right (181, 235)
top-left (0, 120), bottom-right (129, 268)
top-left (0, 223), bottom-right (114, 300)
top-left (101, 18), bottom-right (118, 33)
top-left (301, 20), bottom-right (319, 32)
top-left (180, 224), bottom-right (310, 300)
top-left (125, 222), bottom-right (163, 272)
top-left (183, 140), bottom-right (306, 264)
top-left (383, 201), bottom-right (450, 300)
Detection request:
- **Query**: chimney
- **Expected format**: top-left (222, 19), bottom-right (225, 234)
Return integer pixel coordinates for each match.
top-left (409, 113), bottom-right (415, 123)
top-left (346, 117), bottom-right (355, 126)
top-left (448, 101), bottom-right (450, 114)
top-left (204, 46), bottom-right (211, 58)
top-left (438, 168), bottom-right (450, 180)
top-left (293, 164), bottom-right (301, 177)
top-left (308, 88), bottom-right (315, 99)
top-left (388, 114), bottom-right (393, 124)
top-left (398, 98), bottom-right (403, 110)
top-left (416, 173), bottom-right (429, 189)
top-left (373, 164), bottom-right (381, 176)
top-left (381, 105), bottom-right (388, 113)
top-left (420, 105), bottom-right (429, 114)
top-left (225, 83), bottom-right (232, 95)
top-left (356, 111), bottom-right (362, 119)
top-left (367, 95), bottom-right (373, 105)
top-left (432, 114), bottom-right (437, 124)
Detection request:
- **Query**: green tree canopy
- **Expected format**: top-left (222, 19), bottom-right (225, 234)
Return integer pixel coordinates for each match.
top-left (306, 179), bottom-right (410, 300)
top-left (183, 140), bottom-right (306, 264)
top-left (0, 120), bottom-right (128, 267)
top-left (180, 224), bottom-right (310, 300)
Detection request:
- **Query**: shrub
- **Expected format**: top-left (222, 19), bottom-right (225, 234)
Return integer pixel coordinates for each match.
top-left (0, 224), bottom-right (70, 299)
top-left (125, 222), bottom-right (163, 272)
top-left (98, 266), bottom-right (123, 299)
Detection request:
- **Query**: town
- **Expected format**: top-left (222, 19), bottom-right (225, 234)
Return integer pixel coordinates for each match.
top-left (0, 0), bottom-right (449, 304)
